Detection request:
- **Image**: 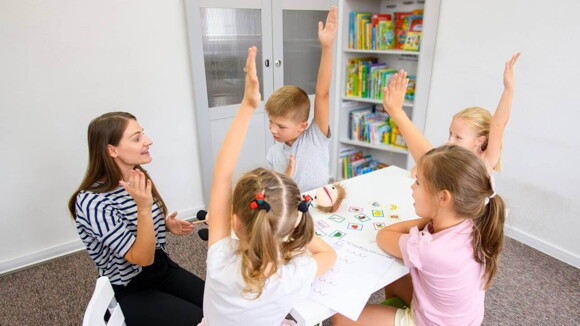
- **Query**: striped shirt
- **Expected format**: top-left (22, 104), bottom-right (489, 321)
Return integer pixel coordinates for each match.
top-left (75, 185), bottom-right (167, 286)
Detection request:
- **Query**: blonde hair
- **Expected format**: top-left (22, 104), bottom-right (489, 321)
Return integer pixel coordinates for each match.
top-left (453, 107), bottom-right (502, 171)
top-left (418, 145), bottom-right (505, 290)
top-left (232, 168), bottom-right (314, 299)
top-left (265, 85), bottom-right (310, 123)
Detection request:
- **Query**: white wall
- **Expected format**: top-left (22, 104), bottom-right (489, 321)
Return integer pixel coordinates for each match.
top-left (0, 0), bottom-right (204, 273)
top-left (425, 0), bottom-right (580, 267)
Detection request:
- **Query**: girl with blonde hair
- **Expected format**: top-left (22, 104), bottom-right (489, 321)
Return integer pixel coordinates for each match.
top-left (383, 53), bottom-right (520, 173)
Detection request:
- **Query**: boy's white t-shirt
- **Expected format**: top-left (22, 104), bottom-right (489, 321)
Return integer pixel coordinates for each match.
top-left (203, 237), bottom-right (317, 326)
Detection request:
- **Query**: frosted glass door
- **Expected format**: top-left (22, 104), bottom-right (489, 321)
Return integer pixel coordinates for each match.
top-left (185, 0), bottom-right (274, 201)
top-left (282, 10), bottom-right (329, 94)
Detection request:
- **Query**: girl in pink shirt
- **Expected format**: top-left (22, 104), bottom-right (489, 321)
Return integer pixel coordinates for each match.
top-left (333, 145), bottom-right (505, 326)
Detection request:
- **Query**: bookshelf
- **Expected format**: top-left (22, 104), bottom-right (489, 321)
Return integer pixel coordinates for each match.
top-left (331, 0), bottom-right (441, 180)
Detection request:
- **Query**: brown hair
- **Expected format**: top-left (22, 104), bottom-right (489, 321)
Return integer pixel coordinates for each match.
top-left (316, 183), bottom-right (346, 213)
top-left (418, 145), bottom-right (505, 289)
top-left (232, 168), bottom-right (314, 298)
top-left (453, 107), bottom-right (502, 171)
top-left (265, 85), bottom-right (310, 123)
top-left (68, 112), bottom-right (167, 218)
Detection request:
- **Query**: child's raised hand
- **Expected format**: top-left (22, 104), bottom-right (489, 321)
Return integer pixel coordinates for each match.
top-left (242, 46), bottom-right (261, 109)
top-left (382, 70), bottom-right (409, 117)
top-left (503, 52), bottom-right (520, 90)
top-left (318, 6), bottom-right (338, 48)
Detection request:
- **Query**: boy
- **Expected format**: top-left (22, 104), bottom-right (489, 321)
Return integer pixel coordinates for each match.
top-left (265, 6), bottom-right (337, 191)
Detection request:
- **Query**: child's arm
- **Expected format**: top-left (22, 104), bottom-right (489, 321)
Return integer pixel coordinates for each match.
top-left (483, 53), bottom-right (520, 173)
top-left (313, 6), bottom-right (337, 137)
top-left (207, 47), bottom-right (261, 247)
top-left (382, 71), bottom-right (434, 164)
top-left (306, 235), bottom-right (337, 277)
top-left (376, 217), bottom-right (430, 259)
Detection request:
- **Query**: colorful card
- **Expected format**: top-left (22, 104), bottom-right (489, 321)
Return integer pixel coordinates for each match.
top-left (349, 206), bottom-right (363, 213)
top-left (315, 220), bottom-right (330, 229)
top-left (315, 229), bottom-right (327, 237)
top-left (329, 230), bottom-right (346, 239)
top-left (347, 223), bottom-right (363, 231)
top-left (370, 201), bottom-right (381, 207)
top-left (389, 204), bottom-right (398, 210)
top-left (328, 214), bottom-right (346, 223)
top-left (373, 222), bottom-right (386, 230)
top-left (372, 210), bottom-right (384, 217)
top-left (389, 214), bottom-right (400, 219)
top-left (354, 214), bottom-right (371, 222)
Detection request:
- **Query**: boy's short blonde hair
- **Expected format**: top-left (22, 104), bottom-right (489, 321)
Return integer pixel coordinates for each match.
top-left (265, 85), bottom-right (310, 123)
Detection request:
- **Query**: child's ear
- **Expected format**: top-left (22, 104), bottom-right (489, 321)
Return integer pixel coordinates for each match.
top-left (107, 144), bottom-right (118, 158)
top-left (299, 121), bottom-right (308, 132)
top-left (232, 213), bottom-right (243, 235)
top-left (438, 190), bottom-right (452, 208)
top-left (477, 135), bottom-right (486, 147)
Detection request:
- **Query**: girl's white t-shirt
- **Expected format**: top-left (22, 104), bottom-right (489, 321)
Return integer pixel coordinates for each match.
top-left (203, 237), bottom-right (317, 326)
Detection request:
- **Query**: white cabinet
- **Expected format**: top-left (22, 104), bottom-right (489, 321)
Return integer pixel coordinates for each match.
top-left (185, 0), bottom-right (335, 200)
top-left (330, 0), bottom-right (440, 179)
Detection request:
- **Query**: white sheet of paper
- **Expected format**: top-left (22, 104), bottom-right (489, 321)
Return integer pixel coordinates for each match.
top-left (308, 239), bottom-right (395, 321)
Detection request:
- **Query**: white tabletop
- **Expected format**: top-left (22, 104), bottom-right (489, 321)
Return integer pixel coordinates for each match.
top-left (290, 166), bottom-right (417, 325)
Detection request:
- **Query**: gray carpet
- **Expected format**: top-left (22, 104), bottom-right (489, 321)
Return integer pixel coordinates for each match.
top-left (0, 228), bottom-right (578, 325)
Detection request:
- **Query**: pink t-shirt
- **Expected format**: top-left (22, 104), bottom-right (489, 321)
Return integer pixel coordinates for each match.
top-left (399, 219), bottom-right (485, 326)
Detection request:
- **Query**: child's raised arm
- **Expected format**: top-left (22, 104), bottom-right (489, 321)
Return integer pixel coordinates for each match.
top-left (382, 70), bottom-right (433, 164)
top-left (207, 47), bottom-right (261, 247)
top-left (313, 6), bottom-right (337, 137)
top-left (484, 52), bottom-right (520, 173)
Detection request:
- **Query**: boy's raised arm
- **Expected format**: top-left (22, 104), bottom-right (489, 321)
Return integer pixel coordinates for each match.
top-left (313, 6), bottom-right (337, 137)
top-left (207, 47), bottom-right (261, 247)
top-left (382, 70), bottom-right (433, 164)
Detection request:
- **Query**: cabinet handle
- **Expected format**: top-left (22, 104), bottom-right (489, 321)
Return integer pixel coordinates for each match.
top-left (264, 59), bottom-right (270, 67)
top-left (275, 60), bottom-right (282, 67)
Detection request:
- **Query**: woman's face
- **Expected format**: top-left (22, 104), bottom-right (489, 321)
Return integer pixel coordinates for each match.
top-left (108, 119), bottom-right (153, 172)
top-left (447, 118), bottom-right (484, 153)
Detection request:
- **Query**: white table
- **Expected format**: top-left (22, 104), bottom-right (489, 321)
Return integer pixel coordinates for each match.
top-left (290, 166), bottom-right (417, 326)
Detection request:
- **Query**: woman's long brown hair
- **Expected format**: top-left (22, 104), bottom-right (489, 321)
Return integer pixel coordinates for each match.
top-left (68, 112), bottom-right (167, 218)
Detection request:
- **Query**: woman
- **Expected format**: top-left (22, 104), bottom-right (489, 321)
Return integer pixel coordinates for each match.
top-left (69, 112), bottom-right (203, 325)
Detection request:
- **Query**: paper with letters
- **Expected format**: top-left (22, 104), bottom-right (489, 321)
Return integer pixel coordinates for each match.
top-left (308, 239), bottom-right (395, 321)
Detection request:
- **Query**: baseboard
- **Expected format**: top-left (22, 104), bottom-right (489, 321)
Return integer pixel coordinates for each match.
top-left (505, 224), bottom-right (580, 269)
top-left (0, 206), bottom-right (205, 276)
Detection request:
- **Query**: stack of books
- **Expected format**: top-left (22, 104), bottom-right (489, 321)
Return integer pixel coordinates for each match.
top-left (339, 147), bottom-right (389, 179)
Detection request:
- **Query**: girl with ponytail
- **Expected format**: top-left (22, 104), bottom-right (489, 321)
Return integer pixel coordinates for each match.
top-left (201, 47), bottom-right (336, 326)
top-left (333, 145), bottom-right (505, 326)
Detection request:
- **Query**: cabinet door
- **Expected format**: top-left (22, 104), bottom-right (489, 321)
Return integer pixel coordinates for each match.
top-left (185, 0), bottom-right (274, 200)
top-left (273, 0), bottom-right (337, 182)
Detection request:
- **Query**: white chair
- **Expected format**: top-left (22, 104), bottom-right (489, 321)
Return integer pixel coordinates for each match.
top-left (83, 276), bottom-right (126, 326)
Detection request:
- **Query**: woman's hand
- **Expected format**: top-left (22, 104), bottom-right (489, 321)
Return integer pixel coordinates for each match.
top-left (165, 211), bottom-right (195, 235)
top-left (119, 169), bottom-right (153, 211)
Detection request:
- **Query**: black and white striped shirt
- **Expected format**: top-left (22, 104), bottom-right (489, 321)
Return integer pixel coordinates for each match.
top-left (75, 185), bottom-right (166, 286)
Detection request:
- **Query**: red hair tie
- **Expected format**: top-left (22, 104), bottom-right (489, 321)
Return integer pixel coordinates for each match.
top-left (250, 193), bottom-right (270, 212)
